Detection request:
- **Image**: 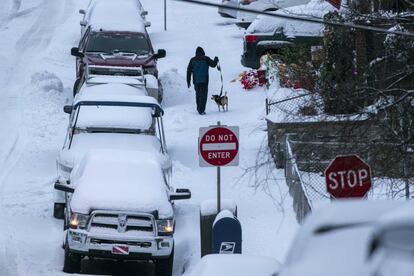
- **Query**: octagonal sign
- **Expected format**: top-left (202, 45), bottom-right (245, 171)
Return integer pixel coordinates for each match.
top-left (325, 155), bottom-right (372, 199)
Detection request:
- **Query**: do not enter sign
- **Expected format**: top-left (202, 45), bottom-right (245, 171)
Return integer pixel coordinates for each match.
top-left (325, 155), bottom-right (372, 199)
top-left (199, 125), bottom-right (239, 167)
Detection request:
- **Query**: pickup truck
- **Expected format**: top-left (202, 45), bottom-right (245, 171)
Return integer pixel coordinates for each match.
top-left (241, 30), bottom-right (322, 69)
top-left (54, 92), bottom-right (170, 219)
top-left (55, 149), bottom-right (191, 275)
top-left (71, 4), bottom-right (166, 95)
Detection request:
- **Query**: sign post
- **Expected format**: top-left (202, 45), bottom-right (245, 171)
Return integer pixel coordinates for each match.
top-left (199, 122), bottom-right (239, 213)
top-left (164, 0), bottom-right (167, 31)
top-left (325, 155), bottom-right (372, 199)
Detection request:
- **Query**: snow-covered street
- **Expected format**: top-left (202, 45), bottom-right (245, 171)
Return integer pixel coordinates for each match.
top-left (0, 0), bottom-right (298, 275)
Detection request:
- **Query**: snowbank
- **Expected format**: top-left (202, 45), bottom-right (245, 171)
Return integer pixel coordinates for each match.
top-left (200, 199), bottom-right (237, 216)
top-left (187, 254), bottom-right (281, 276)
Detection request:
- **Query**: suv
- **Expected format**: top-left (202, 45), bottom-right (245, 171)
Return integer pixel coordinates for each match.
top-left (71, 7), bottom-right (166, 93)
top-left (241, 0), bottom-right (333, 68)
top-left (55, 149), bottom-right (191, 274)
top-left (241, 30), bottom-right (321, 69)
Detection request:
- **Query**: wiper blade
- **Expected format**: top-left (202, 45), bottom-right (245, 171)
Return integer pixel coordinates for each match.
top-left (85, 127), bottom-right (153, 134)
top-left (87, 51), bottom-right (112, 55)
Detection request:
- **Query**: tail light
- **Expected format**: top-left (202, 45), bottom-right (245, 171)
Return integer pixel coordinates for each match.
top-left (245, 35), bottom-right (257, 43)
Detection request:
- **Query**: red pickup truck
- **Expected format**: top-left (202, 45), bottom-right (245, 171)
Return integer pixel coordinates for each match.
top-left (71, 26), bottom-right (166, 94)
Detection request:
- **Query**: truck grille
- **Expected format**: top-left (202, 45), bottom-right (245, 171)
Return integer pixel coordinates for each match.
top-left (89, 212), bottom-right (154, 234)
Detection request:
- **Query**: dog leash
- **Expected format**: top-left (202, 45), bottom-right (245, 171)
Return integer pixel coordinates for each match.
top-left (217, 59), bottom-right (224, 97)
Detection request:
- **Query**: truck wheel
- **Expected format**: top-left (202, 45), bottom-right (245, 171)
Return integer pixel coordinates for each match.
top-left (53, 203), bottom-right (65, 220)
top-left (63, 243), bottom-right (81, 273)
top-left (73, 78), bottom-right (82, 97)
top-left (155, 247), bottom-right (174, 276)
top-left (157, 80), bottom-right (164, 104)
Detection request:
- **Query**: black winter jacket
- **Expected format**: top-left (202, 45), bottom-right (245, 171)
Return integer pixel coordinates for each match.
top-left (187, 47), bottom-right (218, 86)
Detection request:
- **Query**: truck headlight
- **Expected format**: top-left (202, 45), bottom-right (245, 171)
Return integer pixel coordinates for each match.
top-left (156, 219), bottom-right (174, 236)
top-left (143, 66), bottom-right (157, 76)
top-left (69, 213), bottom-right (89, 229)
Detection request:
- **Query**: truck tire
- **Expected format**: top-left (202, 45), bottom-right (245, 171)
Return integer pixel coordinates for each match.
top-left (157, 80), bottom-right (164, 104)
top-left (63, 243), bottom-right (81, 273)
top-left (53, 203), bottom-right (65, 220)
top-left (155, 247), bottom-right (174, 276)
top-left (73, 78), bottom-right (82, 97)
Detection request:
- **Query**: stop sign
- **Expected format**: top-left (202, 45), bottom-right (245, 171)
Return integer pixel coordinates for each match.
top-left (325, 155), bottom-right (372, 198)
top-left (199, 126), bottom-right (239, 167)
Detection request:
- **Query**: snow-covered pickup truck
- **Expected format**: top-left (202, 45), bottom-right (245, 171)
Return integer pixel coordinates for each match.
top-left (54, 93), bottom-right (170, 219)
top-left (71, 5), bottom-right (165, 94)
top-left (55, 149), bottom-right (191, 275)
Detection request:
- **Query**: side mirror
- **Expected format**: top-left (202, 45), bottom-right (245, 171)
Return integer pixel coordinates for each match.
top-left (154, 49), bottom-right (166, 59)
top-left (71, 47), bottom-right (84, 58)
top-left (80, 20), bottom-right (87, 27)
top-left (141, 10), bottom-right (148, 16)
top-left (63, 105), bottom-right (72, 114)
top-left (170, 188), bottom-right (191, 201)
top-left (144, 21), bottom-right (151, 27)
top-left (54, 180), bottom-right (75, 193)
top-left (79, 9), bottom-right (86, 15)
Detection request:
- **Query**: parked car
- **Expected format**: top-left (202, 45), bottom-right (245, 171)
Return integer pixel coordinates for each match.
top-left (278, 200), bottom-right (407, 276)
top-left (235, 0), bottom-right (309, 29)
top-left (54, 92), bottom-right (170, 219)
top-left (71, 2), bottom-right (166, 93)
top-left (189, 254), bottom-right (281, 276)
top-left (241, 0), bottom-right (335, 68)
top-left (55, 149), bottom-right (191, 274)
top-left (362, 204), bottom-right (414, 276)
top-left (79, 0), bottom-right (150, 36)
top-left (77, 65), bottom-right (162, 102)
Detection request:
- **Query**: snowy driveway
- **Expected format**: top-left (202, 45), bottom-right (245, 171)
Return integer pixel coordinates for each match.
top-left (0, 0), bottom-right (298, 275)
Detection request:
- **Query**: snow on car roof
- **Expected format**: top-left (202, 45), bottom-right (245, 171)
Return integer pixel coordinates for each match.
top-left (74, 83), bottom-right (154, 129)
top-left (73, 92), bottom-right (163, 116)
top-left (58, 133), bottom-right (171, 170)
top-left (247, 0), bottom-right (337, 37)
top-left (75, 104), bottom-right (154, 130)
top-left (70, 149), bottom-right (173, 218)
top-left (87, 0), bottom-right (147, 33)
top-left (189, 254), bottom-right (281, 276)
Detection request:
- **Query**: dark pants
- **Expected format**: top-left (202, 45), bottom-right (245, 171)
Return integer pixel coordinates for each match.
top-left (194, 83), bottom-right (208, 114)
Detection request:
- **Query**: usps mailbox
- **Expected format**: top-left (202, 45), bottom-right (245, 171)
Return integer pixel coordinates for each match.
top-left (212, 210), bottom-right (242, 254)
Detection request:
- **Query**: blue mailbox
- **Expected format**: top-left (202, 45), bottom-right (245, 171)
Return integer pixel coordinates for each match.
top-left (212, 210), bottom-right (242, 254)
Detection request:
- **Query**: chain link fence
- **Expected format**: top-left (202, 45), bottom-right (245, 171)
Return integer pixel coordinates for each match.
top-left (266, 88), bottom-right (414, 223)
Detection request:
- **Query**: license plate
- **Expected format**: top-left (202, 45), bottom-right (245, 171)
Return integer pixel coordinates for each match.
top-left (112, 245), bottom-right (129, 255)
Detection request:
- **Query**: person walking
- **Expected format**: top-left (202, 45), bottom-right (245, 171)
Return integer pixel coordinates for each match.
top-left (187, 46), bottom-right (219, 115)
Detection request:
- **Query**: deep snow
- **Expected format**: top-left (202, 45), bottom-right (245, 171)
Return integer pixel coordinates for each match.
top-left (0, 0), bottom-right (298, 275)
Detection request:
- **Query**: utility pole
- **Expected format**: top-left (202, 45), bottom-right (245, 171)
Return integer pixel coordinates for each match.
top-left (164, 0), bottom-right (167, 31)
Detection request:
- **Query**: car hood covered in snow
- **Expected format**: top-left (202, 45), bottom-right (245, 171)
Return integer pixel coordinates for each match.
top-left (69, 149), bottom-right (173, 218)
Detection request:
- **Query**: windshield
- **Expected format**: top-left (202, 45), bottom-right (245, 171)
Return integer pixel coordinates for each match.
top-left (86, 32), bottom-right (151, 55)
top-left (72, 105), bottom-right (155, 132)
top-left (381, 228), bottom-right (414, 252)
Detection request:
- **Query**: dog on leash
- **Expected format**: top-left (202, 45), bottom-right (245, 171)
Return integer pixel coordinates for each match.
top-left (211, 92), bottom-right (228, 112)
